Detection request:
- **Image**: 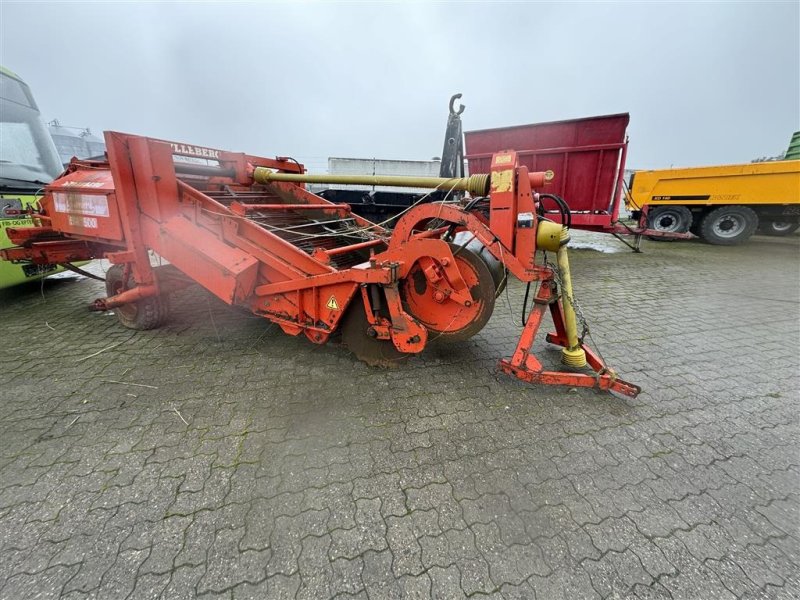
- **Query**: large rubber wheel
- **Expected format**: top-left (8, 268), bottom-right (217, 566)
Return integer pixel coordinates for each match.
top-left (699, 206), bottom-right (758, 245)
top-left (105, 264), bottom-right (169, 330)
top-left (400, 243), bottom-right (495, 343)
top-left (451, 231), bottom-right (507, 295)
top-left (339, 295), bottom-right (410, 367)
top-left (758, 220), bottom-right (800, 237)
top-left (647, 205), bottom-right (693, 235)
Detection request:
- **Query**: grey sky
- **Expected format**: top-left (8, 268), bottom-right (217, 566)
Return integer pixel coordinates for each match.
top-left (2, 1), bottom-right (798, 171)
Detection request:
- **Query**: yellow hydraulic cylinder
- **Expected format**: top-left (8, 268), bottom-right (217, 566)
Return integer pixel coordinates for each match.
top-left (555, 239), bottom-right (587, 368)
top-left (252, 168), bottom-right (491, 196)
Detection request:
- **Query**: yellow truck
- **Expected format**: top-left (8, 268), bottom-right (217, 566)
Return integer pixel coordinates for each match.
top-left (627, 135), bottom-right (800, 245)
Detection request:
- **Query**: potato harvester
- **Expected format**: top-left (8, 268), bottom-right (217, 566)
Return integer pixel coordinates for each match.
top-left (2, 131), bottom-right (640, 397)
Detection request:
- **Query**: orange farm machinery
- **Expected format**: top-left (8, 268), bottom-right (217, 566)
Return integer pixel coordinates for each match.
top-left (1, 131), bottom-right (640, 397)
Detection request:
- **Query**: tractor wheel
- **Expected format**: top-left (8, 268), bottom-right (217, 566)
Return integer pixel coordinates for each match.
top-left (758, 220), bottom-right (800, 237)
top-left (699, 206), bottom-right (758, 245)
top-left (401, 244), bottom-right (496, 343)
top-left (647, 205), bottom-right (693, 238)
top-left (105, 264), bottom-right (169, 330)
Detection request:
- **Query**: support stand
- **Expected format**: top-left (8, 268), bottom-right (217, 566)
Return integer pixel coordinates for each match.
top-left (498, 277), bottom-right (641, 398)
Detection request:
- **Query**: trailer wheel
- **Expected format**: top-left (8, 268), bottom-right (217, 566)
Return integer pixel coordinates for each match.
top-left (647, 205), bottom-right (693, 234)
top-left (105, 264), bottom-right (169, 330)
top-left (699, 206), bottom-right (758, 245)
top-left (758, 220), bottom-right (800, 236)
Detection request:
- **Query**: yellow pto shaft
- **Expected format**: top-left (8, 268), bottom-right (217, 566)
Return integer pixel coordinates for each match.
top-left (555, 234), bottom-right (587, 368)
top-left (253, 168), bottom-right (491, 197)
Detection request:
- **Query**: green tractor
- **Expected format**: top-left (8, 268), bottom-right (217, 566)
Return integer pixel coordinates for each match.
top-left (0, 66), bottom-right (75, 288)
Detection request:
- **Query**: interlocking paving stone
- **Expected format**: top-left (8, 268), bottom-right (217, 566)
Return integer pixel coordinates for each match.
top-left (0, 233), bottom-right (798, 598)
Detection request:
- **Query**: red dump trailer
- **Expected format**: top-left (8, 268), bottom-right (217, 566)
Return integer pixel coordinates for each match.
top-left (465, 113), bottom-right (690, 248)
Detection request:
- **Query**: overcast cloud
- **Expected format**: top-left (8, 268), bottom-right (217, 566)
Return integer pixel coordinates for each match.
top-left (2, 1), bottom-right (798, 171)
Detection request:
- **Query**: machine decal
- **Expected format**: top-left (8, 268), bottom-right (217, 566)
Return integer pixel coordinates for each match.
top-left (326, 295), bottom-right (340, 310)
top-left (652, 195), bottom-right (710, 201)
top-left (169, 143), bottom-right (220, 159)
top-left (54, 192), bottom-right (109, 216)
top-left (62, 180), bottom-right (105, 188)
top-left (68, 215), bottom-right (98, 229)
top-left (491, 169), bottom-right (514, 193)
top-left (517, 212), bottom-right (534, 228)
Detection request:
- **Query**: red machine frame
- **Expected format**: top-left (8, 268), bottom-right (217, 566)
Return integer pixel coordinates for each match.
top-left (3, 132), bottom-right (640, 397)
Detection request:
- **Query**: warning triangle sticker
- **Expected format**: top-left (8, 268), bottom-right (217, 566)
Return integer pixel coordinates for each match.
top-left (326, 295), bottom-right (339, 310)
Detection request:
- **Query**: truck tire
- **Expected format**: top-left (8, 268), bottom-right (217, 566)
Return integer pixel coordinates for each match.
top-left (647, 205), bottom-right (693, 234)
top-left (758, 220), bottom-right (800, 237)
top-left (699, 206), bottom-right (758, 245)
top-left (105, 264), bottom-right (169, 330)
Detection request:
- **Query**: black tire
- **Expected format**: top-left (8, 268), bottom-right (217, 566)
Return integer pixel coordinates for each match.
top-left (647, 205), bottom-right (693, 234)
top-left (699, 206), bottom-right (758, 246)
top-left (105, 264), bottom-right (169, 330)
top-left (451, 231), bottom-right (506, 295)
top-left (340, 295), bottom-right (410, 367)
top-left (758, 220), bottom-right (800, 237)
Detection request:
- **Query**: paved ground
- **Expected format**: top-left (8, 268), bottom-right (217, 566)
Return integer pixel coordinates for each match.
top-left (0, 233), bottom-right (798, 600)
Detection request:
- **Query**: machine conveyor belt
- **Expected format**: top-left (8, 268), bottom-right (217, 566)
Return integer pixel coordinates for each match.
top-left (202, 188), bottom-right (385, 270)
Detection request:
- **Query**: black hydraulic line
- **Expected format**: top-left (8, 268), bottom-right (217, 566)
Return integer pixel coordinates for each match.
top-left (521, 281), bottom-right (532, 326)
top-left (539, 193), bottom-right (572, 229)
top-left (59, 263), bottom-right (105, 282)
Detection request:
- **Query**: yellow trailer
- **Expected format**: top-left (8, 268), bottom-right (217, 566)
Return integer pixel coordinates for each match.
top-left (626, 152), bottom-right (800, 245)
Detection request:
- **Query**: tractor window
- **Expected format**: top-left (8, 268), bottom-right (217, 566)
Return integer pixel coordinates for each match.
top-left (0, 74), bottom-right (35, 109)
top-left (0, 80), bottom-right (63, 182)
top-left (0, 121), bottom-right (40, 166)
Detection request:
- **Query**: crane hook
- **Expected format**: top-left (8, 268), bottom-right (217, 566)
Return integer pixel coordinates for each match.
top-left (449, 93), bottom-right (465, 116)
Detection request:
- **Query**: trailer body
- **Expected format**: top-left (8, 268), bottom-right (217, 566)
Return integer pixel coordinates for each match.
top-left (465, 113), bottom-right (637, 234)
top-left (628, 158), bottom-right (800, 243)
